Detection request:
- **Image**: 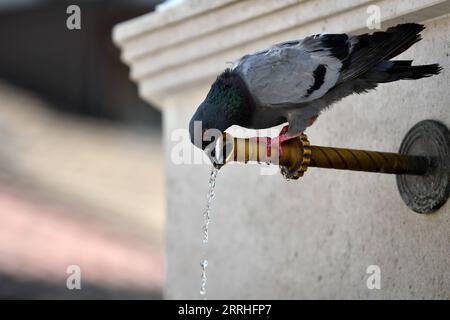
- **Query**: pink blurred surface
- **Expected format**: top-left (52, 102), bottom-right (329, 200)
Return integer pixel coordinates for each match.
top-left (0, 183), bottom-right (164, 293)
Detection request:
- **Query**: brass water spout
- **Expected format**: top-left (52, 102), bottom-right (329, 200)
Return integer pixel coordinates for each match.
top-left (214, 132), bottom-right (429, 179)
top-left (212, 120), bottom-right (450, 214)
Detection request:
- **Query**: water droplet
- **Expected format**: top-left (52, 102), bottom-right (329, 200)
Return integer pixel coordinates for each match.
top-left (199, 167), bottom-right (219, 298)
top-left (200, 259), bottom-right (208, 296)
top-left (202, 167), bottom-right (218, 244)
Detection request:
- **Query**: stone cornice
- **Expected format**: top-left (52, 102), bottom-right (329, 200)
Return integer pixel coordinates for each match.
top-left (113, 0), bottom-right (450, 107)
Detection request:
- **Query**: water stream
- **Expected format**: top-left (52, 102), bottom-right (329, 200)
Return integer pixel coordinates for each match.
top-left (200, 167), bottom-right (219, 298)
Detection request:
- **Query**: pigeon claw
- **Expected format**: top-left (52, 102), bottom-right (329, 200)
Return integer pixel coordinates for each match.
top-left (274, 124), bottom-right (306, 180)
top-left (271, 125), bottom-right (303, 156)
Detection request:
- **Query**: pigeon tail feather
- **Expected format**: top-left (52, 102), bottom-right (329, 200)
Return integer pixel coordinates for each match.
top-left (384, 62), bottom-right (442, 81)
top-left (363, 60), bottom-right (442, 83)
top-left (341, 23), bottom-right (426, 82)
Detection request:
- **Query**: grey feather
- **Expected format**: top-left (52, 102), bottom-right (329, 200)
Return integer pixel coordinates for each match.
top-left (233, 35), bottom-right (343, 107)
top-left (229, 23), bottom-right (441, 136)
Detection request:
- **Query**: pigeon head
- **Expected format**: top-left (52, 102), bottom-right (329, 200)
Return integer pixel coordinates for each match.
top-left (189, 69), bottom-right (254, 151)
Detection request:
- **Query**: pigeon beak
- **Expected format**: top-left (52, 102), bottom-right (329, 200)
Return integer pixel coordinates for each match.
top-left (204, 142), bottom-right (219, 167)
top-left (200, 130), bottom-right (210, 151)
top-left (204, 133), bottom-right (233, 169)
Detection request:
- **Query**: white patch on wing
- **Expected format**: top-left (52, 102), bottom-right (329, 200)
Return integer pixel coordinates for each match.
top-left (233, 39), bottom-right (342, 107)
top-left (304, 55), bottom-right (342, 102)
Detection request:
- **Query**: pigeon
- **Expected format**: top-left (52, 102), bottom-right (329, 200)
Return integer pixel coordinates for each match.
top-left (189, 23), bottom-right (441, 155)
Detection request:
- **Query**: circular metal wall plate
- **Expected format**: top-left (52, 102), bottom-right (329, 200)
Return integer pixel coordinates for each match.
top-left (397, 120), bottom-right (450, 214)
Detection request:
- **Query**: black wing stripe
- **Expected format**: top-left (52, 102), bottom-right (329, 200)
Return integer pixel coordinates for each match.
top-left (305, 64), bottom-right (327, 97)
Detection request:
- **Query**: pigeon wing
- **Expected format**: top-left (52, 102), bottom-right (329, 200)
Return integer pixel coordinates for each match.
top-left (233, 34), bottom-right (350, 107)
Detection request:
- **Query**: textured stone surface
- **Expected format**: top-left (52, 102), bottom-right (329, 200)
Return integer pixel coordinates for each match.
top-left (115, 0), bottom-right (450, 299)
top-left (163, 17), bottom-right (450, 299)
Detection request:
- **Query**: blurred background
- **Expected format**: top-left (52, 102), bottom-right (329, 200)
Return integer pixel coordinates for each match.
top-left (0, 0), bottom-right (166, 298)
